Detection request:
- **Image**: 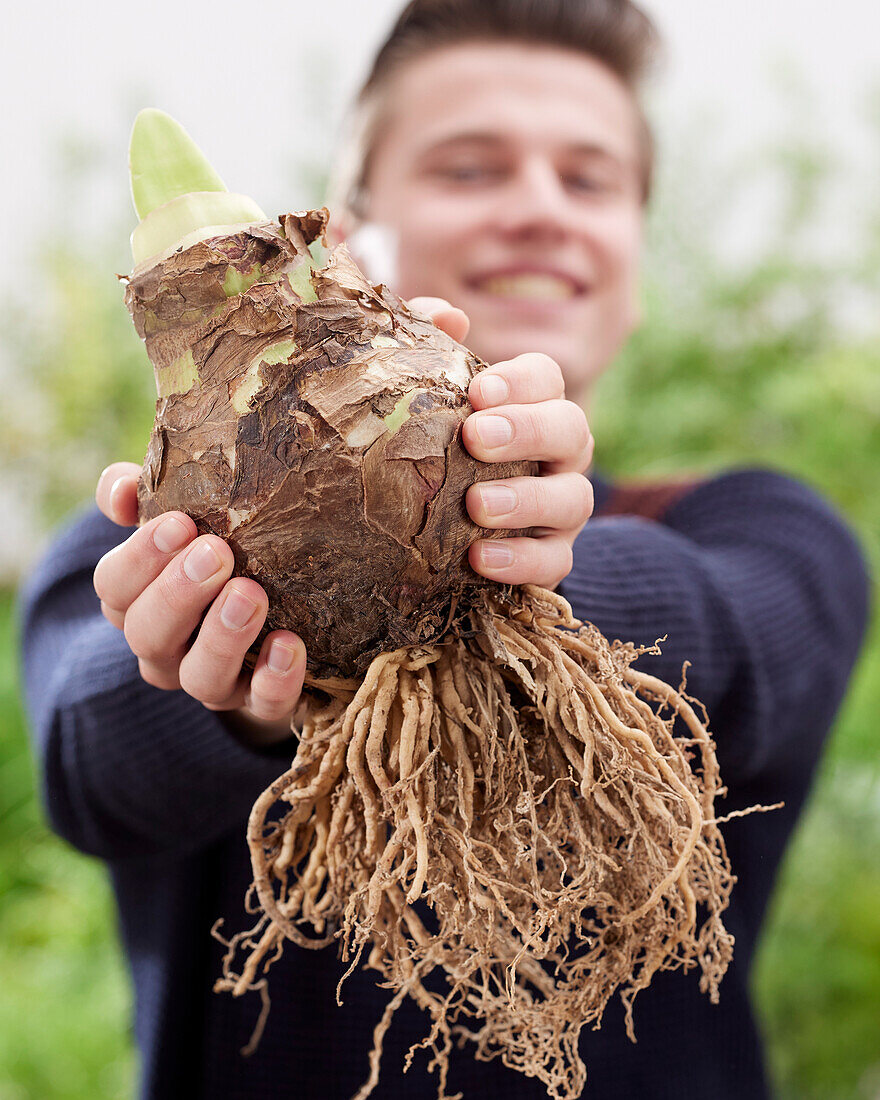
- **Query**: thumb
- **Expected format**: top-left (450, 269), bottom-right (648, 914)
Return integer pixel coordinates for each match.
top-left (96, 462), bottom-right (142, 526)
top-left (406, 297), bottom-right (470, 344)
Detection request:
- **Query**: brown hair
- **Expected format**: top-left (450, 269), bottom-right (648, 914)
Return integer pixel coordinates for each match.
top-left (329, 0), bottom-right (661, 217)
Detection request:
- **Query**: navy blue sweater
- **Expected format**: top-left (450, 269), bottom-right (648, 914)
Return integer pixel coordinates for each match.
top-left (18, 469), bottom-right (870, 1099)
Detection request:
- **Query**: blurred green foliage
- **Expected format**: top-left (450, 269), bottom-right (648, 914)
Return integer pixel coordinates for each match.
top-left (2, 248), bottom-right (155, 534)
top-left (2, 106), bottom-right (879, 1099)
top-left (0, 596), bottom-right (135, 1100)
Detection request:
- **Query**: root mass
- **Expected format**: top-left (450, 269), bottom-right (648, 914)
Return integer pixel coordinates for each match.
top-left (215, 585), bottom-right (741, 1100)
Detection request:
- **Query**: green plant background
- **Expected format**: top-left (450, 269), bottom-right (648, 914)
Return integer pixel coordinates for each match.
top-left (1, 112), bottom-right (878, 1100)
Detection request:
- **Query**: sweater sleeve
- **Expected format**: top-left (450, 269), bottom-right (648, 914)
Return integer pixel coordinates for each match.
top-left (17, 504), bottom-right (296, 861)
top-left (558, 469), bottom-right (871, 787)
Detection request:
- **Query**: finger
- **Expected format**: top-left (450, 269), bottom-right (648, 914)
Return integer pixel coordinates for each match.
top-left (468, 353), bottom-right (565, 410)
top-left (136, 655), bottom-right (186, 693)
top-left (177, 578), bottom-right (269, 706)
top-left (121, 535), bottom-right (235, 673)
top-left (462, 399), bottom-right (593, 473)
top-left (241, 631), bottom-right (307, 723)
top-left (94, 511), bottom-right (200, 613)
top-left (466, 472), bottom-right (593, 532)
top-left (406, 296), bottom-right (470, 343)
top-left (96, 462), bottom-right (142, 526)
top-left (200, 678), bottom-right (248, 712)
top-left (468, 535), bottom-right (574, 589)
top-left (100, 600), bottom-right (125, 630)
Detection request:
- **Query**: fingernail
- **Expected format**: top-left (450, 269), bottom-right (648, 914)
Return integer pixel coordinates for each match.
top-left (267, 639), bottom-right (296, 673)
top-left (481, 541), bottom-right (514, 567)
top-left (109, 477), bottom-right (130, 511)
top-left (478, 374), bottom-right (509, 406)
top-left (153, 516), bottom-right (190, 554)
top-left (475, 415), bottom-right (513, 449)
top-left (183, 541), bottom-right (222, 582)
top-left (220, 588), bottom-right (258, 630)
top-left (479, 485), bottom-right (518, 517)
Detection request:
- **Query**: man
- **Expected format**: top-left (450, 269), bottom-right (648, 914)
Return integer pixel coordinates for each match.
top-left (20, 1), bottom-right (869, 1096)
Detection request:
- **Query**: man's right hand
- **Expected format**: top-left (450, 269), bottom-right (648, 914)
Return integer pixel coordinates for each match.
top-left (92, 462), bottom-right (306, 747)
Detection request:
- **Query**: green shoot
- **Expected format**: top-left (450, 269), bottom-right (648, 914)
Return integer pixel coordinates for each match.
top-left (130, 108), bottom-right (226, 219)
top-left (129, 108), bottom-right (267, 265)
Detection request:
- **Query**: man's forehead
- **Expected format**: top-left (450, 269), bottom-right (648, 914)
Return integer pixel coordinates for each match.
top-left (388, 43), bottom-right (640, 160)
top-left (415, 129), bottom-right (630, 164)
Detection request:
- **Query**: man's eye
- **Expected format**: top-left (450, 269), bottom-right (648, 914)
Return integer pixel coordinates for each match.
top-left (436, 164), bottom-right (502, 184)
top-left (564, 173), bottom-right (614, 195)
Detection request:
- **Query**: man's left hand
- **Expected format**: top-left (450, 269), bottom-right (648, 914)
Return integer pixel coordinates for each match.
top-left (463, 352), bottom-right (593, 590)
top-left (409, 297), bottom-right (594, 592)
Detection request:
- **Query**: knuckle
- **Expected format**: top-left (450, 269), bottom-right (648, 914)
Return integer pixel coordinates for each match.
top-left (533, 351), bottom-right (562, 378)
top-left (122, 614), bottom-right (145, 656)
top-left (522, 351), bottom-right (556, 375)
top-left (100, 601), bottom-right (124, 630)
top-left (520, 405), bottom-right (548, 450)
top-left (519, 353), bottom-right (563, 397)
top-left (123, 604), bottom-right (179, 663)
top-left (526, 535), bottom-right (547, 570)
top-left (92, 564), bottom-right (107, 602)
top-left (539, 538), bottom-right (571, 586)
top-left (137, 658), bottom-right (177, 691)
top-left (519, 477), bottom-right (544, 521)
top-left (572, 473), bottom-right (594, 520)
top-left (248, 690), bottom-right (292, 722)
top-left (189, 622), bottom-right (240, 669)
top-left (124, 617), bottom-right (165, 663)
top-left (566, 404), bottom-right (591, 453)
top-left (178, 660), bottom-right (227, 705)
top-left (92, 546), bottom-right (123, 601)
top-left (159, 560), bottom-right (210, 612)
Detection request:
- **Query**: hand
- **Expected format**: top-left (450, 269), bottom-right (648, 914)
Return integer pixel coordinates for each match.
top-left (409, 297), bottom-right (594, 589)
top-left (463, 352), bottom-right (594, 591)
top-left (91, 299), bottom-right (472, 745)
top-left (93, 465), bottom-right (307, 746)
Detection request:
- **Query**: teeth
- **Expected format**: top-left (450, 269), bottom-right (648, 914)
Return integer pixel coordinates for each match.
top-left (478, 274), bottom-right (576, 300)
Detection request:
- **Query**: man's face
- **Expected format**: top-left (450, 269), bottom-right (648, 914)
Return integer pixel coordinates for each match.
top-left (349, 42), bottom-right (646, 402)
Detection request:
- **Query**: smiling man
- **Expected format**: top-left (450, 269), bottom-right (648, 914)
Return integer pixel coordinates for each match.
top-left (19, 2), bottom-right (870, 1099)
top-left (342, 41), bottom-right (645, 396)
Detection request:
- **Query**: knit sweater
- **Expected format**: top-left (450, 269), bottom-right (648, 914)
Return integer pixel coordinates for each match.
top-left (18, 468), bottom-right (870, 1100)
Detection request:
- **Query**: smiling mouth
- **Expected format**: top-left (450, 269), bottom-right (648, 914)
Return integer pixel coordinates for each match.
top-left (472, 273), bottom-right (579, 301)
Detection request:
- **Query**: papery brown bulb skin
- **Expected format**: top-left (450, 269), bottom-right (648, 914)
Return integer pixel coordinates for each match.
top-left (125, 210), bottom-right (535, 677)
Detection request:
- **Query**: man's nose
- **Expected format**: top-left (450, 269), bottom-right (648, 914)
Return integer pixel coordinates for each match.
top-left (491, 158), bottom-right (571, 240)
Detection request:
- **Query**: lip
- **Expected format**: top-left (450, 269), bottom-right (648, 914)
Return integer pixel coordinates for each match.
top-left (464, 264), bottom-right (589, 297)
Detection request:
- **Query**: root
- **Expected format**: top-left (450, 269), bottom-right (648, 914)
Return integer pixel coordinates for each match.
top-left (217, 586), bottom-right (763, 1099)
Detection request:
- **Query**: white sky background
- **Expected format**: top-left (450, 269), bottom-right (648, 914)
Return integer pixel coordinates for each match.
top-left (1, 0), bottom-right (878, 287)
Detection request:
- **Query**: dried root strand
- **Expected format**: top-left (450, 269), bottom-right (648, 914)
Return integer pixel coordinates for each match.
top-left (217, 587), bottom-right (758, 1099)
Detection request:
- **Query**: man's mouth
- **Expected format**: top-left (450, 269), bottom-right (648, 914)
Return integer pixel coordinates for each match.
top-left (466, 268), bottom-right (586, 302)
